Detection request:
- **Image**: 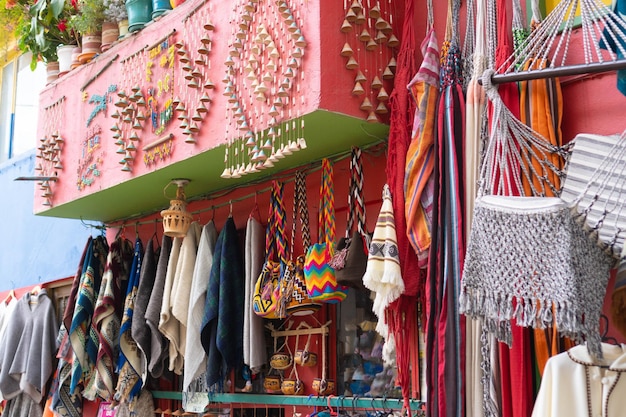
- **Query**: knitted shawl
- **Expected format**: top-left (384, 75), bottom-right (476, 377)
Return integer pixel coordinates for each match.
top-left (0, 290), bottom-right (58, 403)
top-left (158, 236), bottom-right (183, 374)
top-left (202, 217), bottom-right (244, 388)
top-left (169, 222), bottom-right (202, 375)
top-left (243, 216), bottom-right (268, 374)
top-left (184, 221), bottom-right (218, 391)
top-left (69, 236), bottom-right (108, 394)
top-left (131, 238), bottom-right (157, 381)
top-left (145, 235), bottom-right (172, 378)
top-left (115, 238), bottom-right (144, 404)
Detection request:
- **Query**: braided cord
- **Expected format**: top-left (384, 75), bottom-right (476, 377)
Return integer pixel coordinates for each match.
top-left (318, 158), bottom-right (336, 247)
top-left (291, 171), bottom-right (311, 257)
top-left (266, 183), bottom-right (278, 261)
top-left (274, 181), bottom-right (287, 266)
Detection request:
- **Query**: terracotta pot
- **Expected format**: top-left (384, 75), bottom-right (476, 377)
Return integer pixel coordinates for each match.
top-left (312, 378), bottom-right (335, 395)
top-left (57, 44), bottom-right (75, 74)
top-left (79, 33), bottom-right (102, 63)
top-left (269, 352), bottom-right (292, 370)
top-left (294, 350), bottom-right (317, 367)
top-left (281, 378), bottom-right (304, 395)
top-left (70, 46), bottom-right (82, 70)
top-left (101, 22), bottom-right (119, 52)
top-left (263, 375), bottom-right (282, 394)
top-left (45, 61), bottom-right (59, 84)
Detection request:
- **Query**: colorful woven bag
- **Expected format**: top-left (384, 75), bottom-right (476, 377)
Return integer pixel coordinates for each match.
top-left (304, 159), bottom-right (349, 303)
top-left (282, 171), bottom-right (322, 316)
top-left (253, 181), bottom-right (288, 318)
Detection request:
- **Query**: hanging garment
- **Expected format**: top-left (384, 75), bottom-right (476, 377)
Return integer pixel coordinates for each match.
top-left (532, 343), bottom-right (626, 417)
top-left (69, 235), bottom-right (108, 395)
top-left (131, 237), bottom-right (157, 382)
top-left (158, 235), bottom-right (183, 375)
top-left (115, 238), bottom-right (144, 404)
top-left (184, 221), bottom-right (218, 391)
top-left (425, 13), bottom-right (466, 415)
top-left (168, 221), bottom-right (202, 376)
top-left (599, 0), bottom-right (626, 96)
top-left (201, 217), bottom-right (244, 389)
top-left (405, 27), bottom-right (440, 267)
top-left (89, 238), bottom-right (133, 401)
top-left (0, 290), bottom-right (58, 403)
top-left (243, 217), bottom-right (267, 374)
top-left (3, 392), bottom-right (42, 417)
top-left (145, 234), bottom-right (172, 378)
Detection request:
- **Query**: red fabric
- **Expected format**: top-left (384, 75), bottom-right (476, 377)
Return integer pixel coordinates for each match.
top-left (384, 0), bottom-right (420, 410)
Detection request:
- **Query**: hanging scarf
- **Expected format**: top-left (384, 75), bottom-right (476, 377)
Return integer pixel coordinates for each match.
top-left (89, 238), bottom-right (133, 401)
top-left (158, 236), bottom-right (183, 374)
top-left (184, 221), bottom-right (218, 390)
top-left (145, 234), bottom-right (172, 378)
top-left (202, 217), bottom-right (244, 389)
top-left (169, 222), bottom-right (202, 375)
top-left (405, 28), bottom-right (440, 268)
top-left (115, 238), bottom-right (144, 404)
top-left (243, 216), bottom-right (268, 374)
top-left (69, 235), bottom-right (108, 395)
top-left (132, 237), bottom-right (157, 381)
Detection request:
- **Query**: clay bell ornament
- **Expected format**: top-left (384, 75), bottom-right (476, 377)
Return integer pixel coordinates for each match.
top-left (161, 179), bottom-right (193, 238)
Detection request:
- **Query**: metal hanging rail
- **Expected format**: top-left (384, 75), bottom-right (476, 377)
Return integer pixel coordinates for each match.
top-left (479, 58), bottom-right (626, 85)
top-left (151, 392), bottom-right (422, 410)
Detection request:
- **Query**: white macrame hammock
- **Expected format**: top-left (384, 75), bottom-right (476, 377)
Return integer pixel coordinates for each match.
top-left (460, 0), bottom-right (626, 360)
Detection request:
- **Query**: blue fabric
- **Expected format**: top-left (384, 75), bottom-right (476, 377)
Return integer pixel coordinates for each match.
top-left (201, 217), bottom-right (244, 389)
top-left (599, 0), bottom-right (626, 96)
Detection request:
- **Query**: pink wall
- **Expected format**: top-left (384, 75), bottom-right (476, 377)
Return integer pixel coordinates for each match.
top-left (34, 0), bottom-right (398, 215)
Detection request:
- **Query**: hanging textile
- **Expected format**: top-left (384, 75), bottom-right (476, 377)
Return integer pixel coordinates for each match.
top-left (53, 237), bottom-right (92, 417)
top-left (115, 238), bottom-right (144, 404)
top-left (69, 235), bottom-right (108, 394)
top-left (425, 0), bottom-right (466, 415)
top-left (3, 392), bottom-right (42, 417)
top-left (158, 236), bottom-right (183, 374)
top-left (184, 221), bottom-right (218, 392)
top-left (88, 237), bottom-right (133, 401)
top-left (131, 237), bottom-right (158, 382)
top-left (599, 0), bottom-right (626, 96)
top-left (0, 290), bottom-right (58, 403)
top-left (145, 234), bottom-right (172, 378)
top-left (243, 216), bottom-right (268, 374)
top-left (404, 27), bottom-right (440, 268)
top-left (169, 222), bottom-right (202, 376)
top-left (464, 0), bottom-right (487, 414)
top-left (201, 216), bottom-right (244, 389)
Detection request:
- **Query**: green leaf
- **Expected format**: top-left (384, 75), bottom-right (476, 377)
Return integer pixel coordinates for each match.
top-left (35, 25), bottom-right (45, 49)
top-left (50, 0), bottom-right (66, 19)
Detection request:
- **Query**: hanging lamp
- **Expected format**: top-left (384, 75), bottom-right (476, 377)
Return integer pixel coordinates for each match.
top-left (161, 179), bottom-right (193, 238)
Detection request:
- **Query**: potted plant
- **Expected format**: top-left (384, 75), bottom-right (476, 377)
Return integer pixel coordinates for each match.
top-left (69, 0), bottom-right (105, 63)
top-left (7, 0), bottom-right (79, 71)
top-left (103, 0), bottom-right (127, 38)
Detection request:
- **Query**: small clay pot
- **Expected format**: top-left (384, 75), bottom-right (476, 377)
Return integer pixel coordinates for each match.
top-left (294, 350), bottom-right (317, 367)
top-left (264, 375), bottom-right (282, 394)
top-left (281, 378), bottom-right (304, 395)
top-left (270, 352), bottom-right (292, 370)
top-left (312, 378), bottom-right (335, 395)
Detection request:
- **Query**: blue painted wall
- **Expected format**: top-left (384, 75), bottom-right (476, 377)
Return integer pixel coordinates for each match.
top-left (0, 150), bottom-right (91, 291)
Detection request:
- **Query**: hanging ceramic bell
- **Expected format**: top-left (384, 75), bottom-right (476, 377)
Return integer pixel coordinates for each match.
top-left (370, 4), bottom-right (381, 18)
top-left (375, 30), bottom-right (387, 43)
top-left (295, 35), bottom-right (307, 48)
top-left (367, 111), bottom-right (378, 123)
top-left (346, 57), bottom-right (358, 70)
top-left (388, 34), bottom-right (400, 47)
top-left (179, 120), bottom-right (188, 130)
top-left (110, 124), bottom-right (120, 132)
top-left (360, 97), bottom-right (373, 111)
top-left (192, 111), bottom-right (203, 121)
top-left (341, 19), bottom-right (353, 33)
top-left (136, 110), bottom-right (146, 120)
top-left (220, 167), bottom-right (232, 179)
top-left (132, 120), bottom-right (142, 130)
top-left (184, 135), bottom-right (196, 144)
top-left (341, 42), bottom-right (354, 57)
top-left (371, 75), bottom-right (383, 89)
top-left (383, 66), bottom-right (394, 79)
top-left (375, 102), bottom-right (388, 114)
top-left (188, 79), bottom-right (200, 89)
top-left (359, 29), bottom-right (371, 42)
top-left (204, 79), bottom-right (215, 90)
top-left (355, 71), bottom-right (367, 83)
top-left (111, 110), bottom-right (121, 119)
top-left (194, 56), bottom-right (206, 66)
top-left (377, 87), bottom-right (389, 101)
top-left (375, 17), bottom-right (387, 29)
top-left (388, 57), bottom-right (397, 69)
top-left (355, 12), bottom-right (366, 25)
top-left (352, 82), bottom-right (365, 95)
top-left (116, 146), bottom-right (126, 154)
top-left (136, 97), bottom-right (147, 107)
top-left (345, 8), bottom-right (357, 22)
top-left (188, 122), bottom-right (200, 133)
top-left (129, 131), bottom-right (140, 141)
top-left (204, 19), bottom-right (215, 30)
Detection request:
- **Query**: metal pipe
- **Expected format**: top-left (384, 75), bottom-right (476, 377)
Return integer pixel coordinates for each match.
top-left (479, 59), bottom-right (626, 85)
